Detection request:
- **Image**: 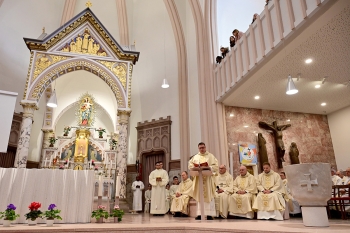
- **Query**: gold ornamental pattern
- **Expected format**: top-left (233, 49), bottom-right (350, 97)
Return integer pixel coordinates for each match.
top-left (32, 54), bottom-right (69, 82)
top-left (128, 64), bottom-right (133, 108)
top-left (60, 28), bottom-right (108, 57)
top-left (30, 60), bottom-right (125, 107)
top-left (25, 11), bottom-right (138, 64)
top-left (97, 60), bottom-right (127, 89)
top-left (23, 52), bottom-right (34, 100)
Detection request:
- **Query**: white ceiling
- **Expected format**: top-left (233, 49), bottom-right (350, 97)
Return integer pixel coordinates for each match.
top-left (222, 0), bottom-right (350, 115)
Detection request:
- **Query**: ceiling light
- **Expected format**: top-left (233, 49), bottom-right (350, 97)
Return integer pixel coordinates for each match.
top-left (254, 96), bottom-right (260, 99)
top-left (47, 89), bottom-right (57, 108)
top-left (229, 113), bottom-right (234, 117)
top-left (315, 84), bottom-right (321, 88)
top-left (244, 125), bottom-right (249, 128)
top-left (305, 58), bottom-right (312, 64)
top-left (286, 75), bottom-right (298, 95)
top-left (161, 79), bottom-right (169, 88)
top-left (321, 103), bottom-right (326, 106)
top-left (286, 119), bottom-right (290, 122)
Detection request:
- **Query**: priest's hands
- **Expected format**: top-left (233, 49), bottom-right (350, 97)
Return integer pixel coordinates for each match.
top-left (194, 163), bottom-right (200, 167)
top-left (217, 189), bottom-right (224, 194)
top-left (236, 190), bottom-right (247, 194)
top-left (200, 162), bottom-right (208, 167)
top-left (263, 189), bottom-right (272, 194)
top-left (176, 192), bottom-right (182, 197)
top-left (156, 177), bottom-right (162, 182)
top-left (136, 185), bottom-right (140, 188)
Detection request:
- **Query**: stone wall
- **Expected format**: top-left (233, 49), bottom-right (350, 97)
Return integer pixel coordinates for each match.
top-left (226, 106), bottom-right (336, 177)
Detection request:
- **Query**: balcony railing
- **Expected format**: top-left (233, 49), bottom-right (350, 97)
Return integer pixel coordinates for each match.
top-left (214, 0), bottom-right (329, 102)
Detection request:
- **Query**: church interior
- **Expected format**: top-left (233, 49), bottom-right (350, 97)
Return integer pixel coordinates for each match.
top-left (0, 0), bottom-right (349, 232)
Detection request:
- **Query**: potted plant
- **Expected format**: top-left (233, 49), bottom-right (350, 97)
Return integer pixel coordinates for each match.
top-left (96, 128), bottom-right (106, 138)
top-left (110, 205), bottom-right (124, 223)
top-left (109, 138), bottom-right (117, 150)
top-left (48, 136), bottom-right (57, 147)
top-left (41, 204), bottom-right (62, 227)
top-left (24, 202), bottom-right (42, 225)
top-left (91, 205), bottom-right (109, 223)
top-left (0, 204), bottom-right (20, 227)
top-left (63, 126), bottom-right (71, 136)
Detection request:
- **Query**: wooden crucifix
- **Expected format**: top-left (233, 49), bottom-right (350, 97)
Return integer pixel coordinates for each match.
top-left (258, 121), bottom-right (291, 168)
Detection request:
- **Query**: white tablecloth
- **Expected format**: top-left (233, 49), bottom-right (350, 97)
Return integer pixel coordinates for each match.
top-left (0, 168), bottom-right (94, 224)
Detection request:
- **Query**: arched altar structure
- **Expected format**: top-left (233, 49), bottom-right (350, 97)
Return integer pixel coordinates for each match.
top-left (15, 7), bottom-right (139, 199)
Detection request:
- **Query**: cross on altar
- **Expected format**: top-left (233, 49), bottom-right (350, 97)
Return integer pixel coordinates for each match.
top-left (300, 173), bottom-right (318, 191)
top-left (85, 1), bottom-right (92, 8)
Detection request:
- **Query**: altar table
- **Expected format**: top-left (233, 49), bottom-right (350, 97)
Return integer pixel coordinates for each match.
top-left (0, 168), bottom-right (94, 224)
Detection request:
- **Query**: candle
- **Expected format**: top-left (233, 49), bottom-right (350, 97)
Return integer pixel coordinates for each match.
top-left (98, 175), bottom-right (103, 196)
top-left (66, 159), bottom-right (70, 168)
top-left (230, 152), bottom-right (234, 176)
top-left (115, 175), bottom-right (120, 197)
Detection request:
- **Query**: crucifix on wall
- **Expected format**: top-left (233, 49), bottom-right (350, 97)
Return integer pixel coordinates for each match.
top-left (258, 121), bottom-right (291, 168)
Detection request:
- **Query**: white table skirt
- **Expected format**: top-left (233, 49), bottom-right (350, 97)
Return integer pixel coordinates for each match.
top-left (0, 168), bottom-right (95, 224)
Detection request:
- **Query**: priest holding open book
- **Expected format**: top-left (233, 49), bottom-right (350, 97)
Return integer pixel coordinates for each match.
top-left (188, 142), bottom-right (219, 220)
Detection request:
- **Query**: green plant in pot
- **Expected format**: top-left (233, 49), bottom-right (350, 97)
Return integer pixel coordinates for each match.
top-left (0, 204), bottom-right (20, 227)
top-left (24, 202), bottom-right (42, 225)
top-left (91, 205), bottom-right (109, 223)
top-left (41, 204), bottom-right (62, 227)
top-left (110, 205), bottom-right (124, 222)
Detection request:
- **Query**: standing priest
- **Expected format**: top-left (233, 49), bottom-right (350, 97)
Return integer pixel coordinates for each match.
top-left (149, 161), bottom-right (169, 216)
top-left (189, 142), bottom-right (219, 220)
top-left (131, 176), bottom-right (144, 212)
top-left (170, 171), bottom-right (193, 217)
top-left (215, 165), bottom-right (233, 219)
top-left (229, 165), bottom-right (257, 219)
top-left (252, 162), bottom-right (286, 220)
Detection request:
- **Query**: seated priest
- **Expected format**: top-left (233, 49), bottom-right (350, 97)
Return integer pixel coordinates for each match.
top-left (229, 165), bottom-right (257, 219)
top-left (170, 171), bottom-right (193, 217)
top-left (280, 172), bottom-right (301, 215)
top-left (169, 176), bottom-right (180, 207)
top-left (215, 165), bottom-right (233, 219)
top-left (252, 162), bottom-right (286, 220)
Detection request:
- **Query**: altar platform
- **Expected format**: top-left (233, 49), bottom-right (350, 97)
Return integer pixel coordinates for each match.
top-left (0, 214), bottom-right (349, 233)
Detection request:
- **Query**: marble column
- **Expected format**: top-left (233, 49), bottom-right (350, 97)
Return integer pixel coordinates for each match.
top-left (116, 109), bottom-right (131, 199)
top-left (14, 101), bottom-right (39, 168)
top-left (42, 129), bottom-right (54, 148)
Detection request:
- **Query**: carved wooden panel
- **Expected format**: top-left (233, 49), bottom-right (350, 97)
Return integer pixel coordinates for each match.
top-left (136, 116), bottom-right (172, 171)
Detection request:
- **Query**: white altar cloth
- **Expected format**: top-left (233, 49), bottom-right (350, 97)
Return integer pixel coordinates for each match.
top-left (0, 168), bottom-right (95, 224)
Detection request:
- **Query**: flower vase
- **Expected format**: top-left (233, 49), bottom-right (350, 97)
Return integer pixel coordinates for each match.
top-left (96, 217), bottom-right (103, 223)
top-left (28, 219), bottom-right (37, 226)
top-left (46, 219), bottom-right (54, 227)
top-left (2, 220), bottom-right (10, 227)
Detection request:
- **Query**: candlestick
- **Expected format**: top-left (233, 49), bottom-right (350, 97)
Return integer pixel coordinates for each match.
top-left (115, 175), bottom-right (120, 197)
top-left (98, 175), bottom-right (103, 196)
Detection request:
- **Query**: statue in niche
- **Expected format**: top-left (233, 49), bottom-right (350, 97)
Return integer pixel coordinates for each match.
top-left (257, 133), bottom-right (269, 171)
top-left (259, 121), bottom-right (291, 168)
top-left (80, 97), bottom-right (92, 126)
top-left (289, 142), bottom-right (300, 164)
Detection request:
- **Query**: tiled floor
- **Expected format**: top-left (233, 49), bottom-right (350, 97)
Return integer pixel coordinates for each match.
top-left (0, 214), bottom-right (349, 233)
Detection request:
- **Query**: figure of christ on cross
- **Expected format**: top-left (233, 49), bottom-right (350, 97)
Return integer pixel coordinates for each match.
top-left (258, 121), bottom-right (291, 168)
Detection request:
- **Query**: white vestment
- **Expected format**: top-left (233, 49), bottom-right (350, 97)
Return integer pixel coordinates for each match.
top-left (149, 168), bottom-right (169, 214)
top-left (131, 180), bottom-right (144, 211)
top-left (144, 190), bottom-right (151, 213)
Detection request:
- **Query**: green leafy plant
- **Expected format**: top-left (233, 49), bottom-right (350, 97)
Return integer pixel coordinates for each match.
top-left (24, 202), bottom-right (43, 221)
top-left (49, 136), bottom-right (57, 145)
top-left (41, 204), bottom-right (62, 220)
top-left (110, 205), bottom-right (124, 222)
top-left (91, 205), bottom-right (109, 220)
top-left (0, 204), bottom-right (20, 221)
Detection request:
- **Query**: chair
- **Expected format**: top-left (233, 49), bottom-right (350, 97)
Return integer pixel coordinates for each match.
top-left (327, 185), bottom-right (350, 220)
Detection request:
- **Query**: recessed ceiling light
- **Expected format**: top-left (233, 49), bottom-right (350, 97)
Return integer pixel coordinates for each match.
top-left (315, 84), bottom-right (321, 88)
top-left (321, 103), bottom-right (326, 106)
top-left (229, 113), bottom-right (234, 117)
top-left (286, 119), bottom-right (290, 122)
top-left (305, 58), bottom-right (313, 64)
top-left (244, 125), bottom-right (249, 128)
top-left (254, 96), bottom-right (260, 99)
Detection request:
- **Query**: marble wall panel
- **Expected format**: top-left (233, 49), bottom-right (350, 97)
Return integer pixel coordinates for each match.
top-left (225, 106), bottom-right (336, 177)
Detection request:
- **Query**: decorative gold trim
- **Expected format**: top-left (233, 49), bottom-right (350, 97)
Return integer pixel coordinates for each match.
top-left (117, 110), bottom-right (131, 117)
top-left (23, 52), bottom-right (34, 100)
top-left (128, 64), bottom-right (133, 108)
top-left (32, 54), bottom-right (69, 83)
top-left (97, 60), bottom-right (127, 89)
top-left (25, 11), bottom-right (138, 63)
top-left (29, 60), bottom-right (125, 107)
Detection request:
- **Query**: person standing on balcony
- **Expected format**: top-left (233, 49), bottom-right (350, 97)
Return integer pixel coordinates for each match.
top-left (229, 36), bottom-right (235, 48)
top-left (252, 13), bottom-right (258, 24)
top-left (232, 29), bottom-right (243, 43)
